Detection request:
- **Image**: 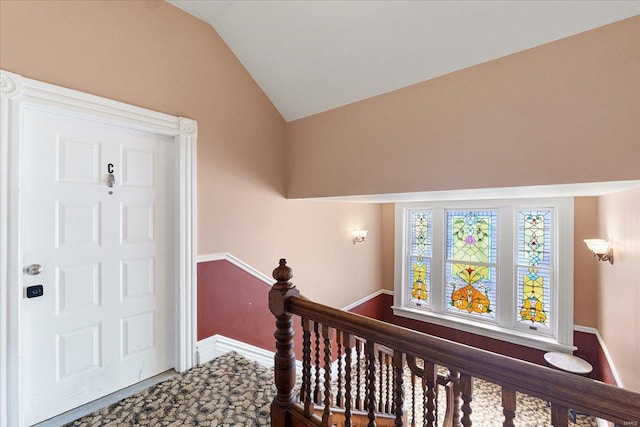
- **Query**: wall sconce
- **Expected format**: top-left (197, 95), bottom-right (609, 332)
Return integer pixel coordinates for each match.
top-left (352, 229), bottom-right (368, 244)
top-left (584, 239), bottom-right (614, 265)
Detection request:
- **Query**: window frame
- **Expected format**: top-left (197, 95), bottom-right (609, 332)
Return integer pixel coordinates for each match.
top-left (393, 197), bottom-right (575, 352)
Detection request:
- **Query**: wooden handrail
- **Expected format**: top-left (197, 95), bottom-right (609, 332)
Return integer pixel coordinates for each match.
top-left (269, 259), bottom-right (640, 426)
top-left (288, 296), bottom-right (640, 424)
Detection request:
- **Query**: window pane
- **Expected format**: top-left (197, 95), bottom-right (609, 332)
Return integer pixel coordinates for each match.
top-left (517, 210), bottom-right (553, 329)
top-left (409, 255), bottom-right (430, 305)
top-left (518, 211), bottom-right (551, 267)
top-left (517, 266), bottom-right (550, 327)
top-left (408, 210), bottom-right (432, 305)
top-left (410, 210), bottom-right (431, 256)
top-left (446, 263), bottom-right (496, 320)
top-left (447, 210), bottom-right (497, 263)
top-left (445, 210), bottom-right (497, 320)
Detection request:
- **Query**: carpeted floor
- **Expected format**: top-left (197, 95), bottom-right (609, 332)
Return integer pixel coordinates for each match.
top-left (401, 371), bottom-right (597, 427)
top-left (66, 351), bottom-right (596, 427)
top-left (65, 352), bottom-right (275, 426)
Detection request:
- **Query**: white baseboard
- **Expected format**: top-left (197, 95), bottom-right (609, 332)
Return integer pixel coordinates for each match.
top-left (197, 334), bottom-right (357, 383)
top-left (196, 334), bottom-right (274, 368)
top-left (197, 334), bottom-right (305, 373)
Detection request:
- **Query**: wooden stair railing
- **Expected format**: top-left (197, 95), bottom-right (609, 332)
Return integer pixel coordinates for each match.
top-left (269, 259), bottom-right (640, 427)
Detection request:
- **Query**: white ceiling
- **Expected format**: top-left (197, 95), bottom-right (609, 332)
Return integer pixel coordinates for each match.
top-left (168, 0), bottom-right (639, 122)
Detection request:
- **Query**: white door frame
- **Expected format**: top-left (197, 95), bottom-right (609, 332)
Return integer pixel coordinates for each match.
top-left (0, 70), bottom-right (198, 427)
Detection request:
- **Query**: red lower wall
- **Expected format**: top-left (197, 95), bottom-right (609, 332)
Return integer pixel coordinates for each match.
top-left (573, 329), bottom-right (602, 382)
top-left (596, 342), bottom-right (618, 386)
top-left (197, 259), bottom-right (614, 384)
top-left (348, 293), bottom-right (387, 319)
top-left (355, 292), bottom-right (612, 383)
top-left (197, 259), bottom-right (302, 358)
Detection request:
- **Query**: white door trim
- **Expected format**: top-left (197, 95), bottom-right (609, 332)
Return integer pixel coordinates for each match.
top-left (0, 70), bottom-right (198, 427)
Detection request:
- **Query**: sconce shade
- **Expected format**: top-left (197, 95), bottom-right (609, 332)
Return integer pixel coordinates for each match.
top-left (584, 239), bottom-right (614, 264)
top-left (352, 229), bottom-right (368, 244)
top-left (584, 239), bottom-right (609, 255)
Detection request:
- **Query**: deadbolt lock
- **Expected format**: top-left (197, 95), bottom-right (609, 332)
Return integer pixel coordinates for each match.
top-left (25, 264), bottom-right (43, 275)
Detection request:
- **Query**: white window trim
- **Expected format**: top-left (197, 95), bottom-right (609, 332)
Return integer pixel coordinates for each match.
top-left (393, 198), bottom-right (575, 353)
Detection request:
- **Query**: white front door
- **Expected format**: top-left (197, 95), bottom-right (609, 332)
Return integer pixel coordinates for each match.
top-left (20, 107), bottom-right (175, 425)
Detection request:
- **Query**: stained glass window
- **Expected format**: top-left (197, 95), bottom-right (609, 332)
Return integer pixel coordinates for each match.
top-left (397, 201), bottom-right (570, 346)
top-left (517, 210), bottom-right (552, 329)
top-left (445, 210), bottom-right (497, 319)
top-left (408, 210), bottom-right (431, 306)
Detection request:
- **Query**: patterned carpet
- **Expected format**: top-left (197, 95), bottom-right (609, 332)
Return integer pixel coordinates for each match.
top-left (66, 351), bottom-right (596, 427)
top-left (65, 352), bottom-right (275, 426)
top-left (402, 372), bottom-right (597, 427)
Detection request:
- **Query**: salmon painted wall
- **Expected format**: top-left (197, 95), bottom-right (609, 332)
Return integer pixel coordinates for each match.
top-left (573, 197), bottom-right (600, 327)
top-left (597, 188), bottom-right (640, 392)
top-left (287, 16), bottom-right (640, 198)
top-left (0, 0), bottom-right (382, 308)
top-left (381, 204), bottom-right (396, 291)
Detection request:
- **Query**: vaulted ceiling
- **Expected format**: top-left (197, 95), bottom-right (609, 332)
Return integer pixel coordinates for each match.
top-left (168, 1), bottom-right (639, 122)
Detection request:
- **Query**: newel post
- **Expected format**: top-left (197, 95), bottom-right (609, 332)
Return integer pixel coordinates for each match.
top-left (269, 259), bottom-right (300, 427)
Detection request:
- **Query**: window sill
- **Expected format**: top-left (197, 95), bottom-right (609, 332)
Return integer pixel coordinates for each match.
top-left (391, 305), bottom-right (576, 353)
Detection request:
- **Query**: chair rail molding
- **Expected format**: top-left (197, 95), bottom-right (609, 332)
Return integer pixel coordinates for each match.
top-left (198, 252), bottom-right (274, 286)
top-left (198, 252), bottom-right (394, 312)
top-left (341, 289), bottom-right (394, 311)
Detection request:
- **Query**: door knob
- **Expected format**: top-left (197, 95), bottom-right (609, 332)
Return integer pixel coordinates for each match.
top-left (25, 264), bottom-right (43, 275)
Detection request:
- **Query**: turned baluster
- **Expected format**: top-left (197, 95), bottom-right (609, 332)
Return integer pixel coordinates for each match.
top-left (407, 355), bottom-right (434, 427)
top-left (501, 388), bottom-right (516, 427)
top-left (301, 317), bottom-right (313, 417)
top-left (410, 367), bottom-right (416, 426)
top-left (459, 373), bottom-right (473, 427)
top-left (393, 350), bottom-right (405, 426)
top-left (386, 354), bottom-right (392, 413)
top-left (366, 340), bottom-right (377, 427)
top-left (343, 332), bottom-right (354, 426)
top-left (423, 375), bottom-right (429, 427)
top-left (391, 353), bottom-right (396, 414)
top-left (356, 339), bottom-right (363, 410)
top-left (424, 362), bottom-right (437, 427)
top-left (314, 321), bottom-right (321, 404)
top-left (447, 370), bottom-right (463, 427)
top-left (322, 325), bottom-right (334, 426)
top-left (269, 259), bottom-right (300, 426)
top-left (378, 349), bottom-right (384, 412)
top-left (365, 340), bottom-right (371, 410)
top-left (336, 330), bottom-right (344, 407)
